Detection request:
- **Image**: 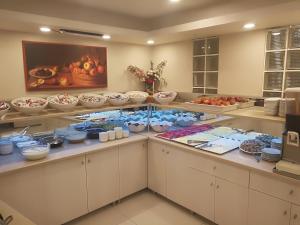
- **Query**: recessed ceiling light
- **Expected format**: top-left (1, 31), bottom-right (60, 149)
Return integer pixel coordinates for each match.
top-left (169, 0), bottom-right (181, 3)
top-left (272, 32), bottom-right (281, 36)
top-left (102, 34), bottom-right (111, 40)
top-left (147, 40), bottom-right (155, 45)
top-left (40, 26), bottom-right (51, 32)
top-left (243, 23), bottom-right (256, 30)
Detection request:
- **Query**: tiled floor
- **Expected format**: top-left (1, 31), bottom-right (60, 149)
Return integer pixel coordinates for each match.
top-left (67, 190), bottom-right (213, 225)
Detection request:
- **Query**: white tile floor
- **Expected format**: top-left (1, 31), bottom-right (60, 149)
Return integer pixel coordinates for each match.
top-left (67, 190), bottom-right (213, 225)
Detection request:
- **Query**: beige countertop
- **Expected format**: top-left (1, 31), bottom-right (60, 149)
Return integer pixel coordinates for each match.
top-left (0, 135), bottom-right (147, 175)
top-left (0, 200), bottom-right (36, 225)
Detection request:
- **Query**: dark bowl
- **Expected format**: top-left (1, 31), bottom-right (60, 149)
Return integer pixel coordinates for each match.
top-left (86, 128), bottom-right (106, 139)
top-left (42, 136), bottom-right (64, 148)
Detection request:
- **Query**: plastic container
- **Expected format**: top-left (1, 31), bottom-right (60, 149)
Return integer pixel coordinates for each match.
top-left (0, 139), bottom-right (13, 155)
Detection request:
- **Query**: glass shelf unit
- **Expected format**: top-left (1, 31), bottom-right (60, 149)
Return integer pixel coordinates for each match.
top-left (263, 25), bottom-right (300, 97)
top-left (193, 37), bottom-right (219, 94)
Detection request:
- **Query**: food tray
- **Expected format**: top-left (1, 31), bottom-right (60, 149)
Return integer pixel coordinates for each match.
top-left (239, 146), bottom-right (262, 155)
top-left (238, 101), bottom-right (255, 109)
top-left (183, 102), bottom-right (238, 114)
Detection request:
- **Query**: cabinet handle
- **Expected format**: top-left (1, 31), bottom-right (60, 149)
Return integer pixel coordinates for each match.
top-left (283, 210), bottom-right (288, 216)
top-left (289, 190), bottom-right (294, 195)
top-left (87, 159), bottom-right (91, 163)
top-left (216, 185), bottom-right (219, 189)
top-left (294, 214), bottom-right (298, 220)
top-left (210, 182), bottom-right (214, 187)
top-left (213, 166), bottom-right (217, 170)
top-left (81, 161), bottom-right (85, 165)
top-left (166, 151), bottom-right (170, 154)
top-left (162, 149), bottom-right (165, 152)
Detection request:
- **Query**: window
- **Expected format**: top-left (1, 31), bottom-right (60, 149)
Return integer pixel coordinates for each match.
top-left (193, 37), bottom-right (219, 94)
top-left (263, 25), bottom-right (300, 97)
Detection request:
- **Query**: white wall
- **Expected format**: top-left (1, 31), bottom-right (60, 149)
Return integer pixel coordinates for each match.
top-left (151, 41), bottom-right (193, 92)
top-left (0, 30), bottom-right (151, 99)
top-left (218, 30), bottom-right (266, 97)
top-left (152, 30), bottom-right (266, 97)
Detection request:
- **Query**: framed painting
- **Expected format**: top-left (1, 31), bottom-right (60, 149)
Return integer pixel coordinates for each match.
top-left (22, 41), bottom-right (107, 91)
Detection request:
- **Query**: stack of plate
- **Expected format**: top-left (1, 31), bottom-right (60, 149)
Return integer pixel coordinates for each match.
top-left (279, 98), bottom-right (295, 117)
top-left (271, 138), bottom-right (282, 150)
top-left (264, 98), bottom-right (280, 116)
top-left (261, 148), bottom-right (281, 162)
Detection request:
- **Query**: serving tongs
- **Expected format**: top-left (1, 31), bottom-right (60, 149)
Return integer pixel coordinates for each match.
top-left (187, 140), bottom-right (208, 145)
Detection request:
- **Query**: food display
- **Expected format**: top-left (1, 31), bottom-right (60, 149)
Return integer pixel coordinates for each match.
top-left (0, 101), bottom-right (10, 117)
top-left (126, 91), bottom-right (149, 104)
top-left (175, 114), bottom-right (197, 127)
top-left (105, 93), bottom-right (129, 106)
top-left (157, 124), bottom-right (213, 140)
top-left (79, 93), bottom-right (107, 108)
top-left (47, 94), bottom-right (78, 111)
top-left (11, 97), bottom-right (48, 115)
top-left (153, 91), bottom-right (177, 104)
top-left (239, 139), bottom-right (266, 154)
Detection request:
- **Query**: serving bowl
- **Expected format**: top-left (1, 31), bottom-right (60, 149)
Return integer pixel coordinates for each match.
top-left (150, 121), bottom-right (172, 133)
top-left (0, 101), bottom-right (10, 117)
top-left (79, 93), bottom-right (107, 108)
top-left (127, 121), bottom-right (147, 133)
top-left (21, 145), bottom-right (50, 161)
top-left (11, 97), bottom-right (48, 115)
top-left (126, 91), bottom-right (149, 104)
top-left (153, 91), bottom-right (177, 105)
top-left (47, 94), bottom-right (78, 111)
top-left (106, 93), bottom-right (129, 106)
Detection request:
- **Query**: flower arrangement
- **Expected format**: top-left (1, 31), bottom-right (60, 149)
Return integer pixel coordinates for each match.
top-left (127, 60), bottom-right (167, 94)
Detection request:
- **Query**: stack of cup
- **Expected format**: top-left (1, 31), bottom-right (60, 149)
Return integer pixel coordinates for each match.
top-left (114, 127), bottom-right (123, 139)
top-left (99, 127), bottom-right (130, 143)
top-left (264, 98), bottom-right (280, 116)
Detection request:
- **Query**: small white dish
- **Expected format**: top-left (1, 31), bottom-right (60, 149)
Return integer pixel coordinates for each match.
top-left (99, 132), bottom-right (109, 142)
top-left (108, 130), bottom-right (116, 141)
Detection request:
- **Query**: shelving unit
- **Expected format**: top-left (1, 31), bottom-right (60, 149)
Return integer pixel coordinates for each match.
top-left (263, 25), bottom-right (300, 97)
top-left (193, 37), bottom-right (219, 95)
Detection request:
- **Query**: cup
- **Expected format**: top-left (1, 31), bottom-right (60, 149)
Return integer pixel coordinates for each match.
top-left (114, 127), bottom-right (123, 139)
top-left (122, 130), bottom-right (129, 138)
top-left (108, 130), bottom-right (116, 141)
top-left (99, 132), bottom-right (109, 143)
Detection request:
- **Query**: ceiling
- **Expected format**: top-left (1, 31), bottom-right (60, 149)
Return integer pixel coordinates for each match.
top-left (0, 0), bottom-right (300, 45)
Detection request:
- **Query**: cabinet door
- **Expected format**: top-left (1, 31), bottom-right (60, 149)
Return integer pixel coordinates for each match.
top-left (86, 147), bottom-right (119, 212)
top-left (148, 141), bottom-right (166, 196)
top-left (43, 155), bottom-right (88, 225)
top-left (291, 204), bottom-right (300, 225)
top-left (248, 189), bottom-right (291, 225)
top-left (184, 167), bottom-right (215, 221)
top-left (119, 141), bottom-right (147, 198)
top-left (0, 167), bottom-right (45, 225)
top-left (215, 178), bottom-right (248, 225)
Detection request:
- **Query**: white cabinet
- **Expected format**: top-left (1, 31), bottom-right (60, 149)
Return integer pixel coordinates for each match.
top-left (86, 147), bottom-right (119, 212)
top-left (291, 204), bottom-right (300, 225)
top-left (0, 166), bottom-right (45, 225)
top-left (119, 141), bottom-right (147, 198)
top-left (248, 189), bottom-right (291, 225)
top-left (184, 166), bottom-right (215, 221)
top-left (214, 178), bottom-right (248, 225)
top-left (148, 141), bottom-right (167, 196)
top-left (43, 156), bottom-right (88, 225)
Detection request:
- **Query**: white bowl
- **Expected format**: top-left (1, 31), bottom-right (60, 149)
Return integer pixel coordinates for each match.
top-left (48, 95), bottom-right (78, 111)
top-left (127, 122), bottom-right (146, 133)
top-left (126, 91), bottom-right (149, 104)
top-left (21, 145), bottom-right (49, 161)
top-left (106, 93), bottom-right (129, 106)
top-left (11, 97), bottom-right (48, 115)
top-left (79, 93), bottom-right (107, 108)
top-left (0, 102), bottom-right (10, 117)
top-left (153, 91), bottom-right (177, 105)
top-left (150, 124), bottom-right (172, 133)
